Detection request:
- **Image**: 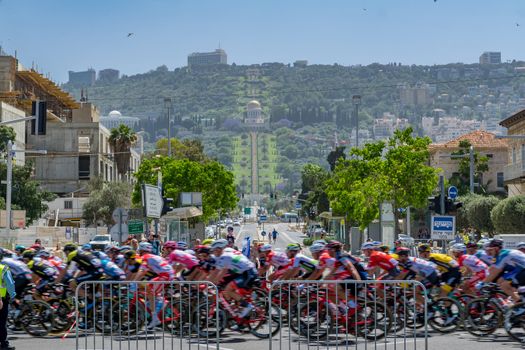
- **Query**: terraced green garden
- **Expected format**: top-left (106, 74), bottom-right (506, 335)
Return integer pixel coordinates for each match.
top-left (257, 133), bottom-right (281, 193)
top-left (231, 133), bottom-right (252, 192)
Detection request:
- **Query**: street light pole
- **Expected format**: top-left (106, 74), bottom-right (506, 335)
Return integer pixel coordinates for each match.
top-left (469, 146), bottom-right (474, 193)
top-left (164, 98), bottom-right (172, 157)
top-left (6, 141), bottom-right (12, 237)
top-left (352, 95), bottom-right (361, 148)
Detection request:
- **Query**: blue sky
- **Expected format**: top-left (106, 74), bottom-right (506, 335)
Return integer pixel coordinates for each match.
top-left (1, 0), bottom-right (524, 83)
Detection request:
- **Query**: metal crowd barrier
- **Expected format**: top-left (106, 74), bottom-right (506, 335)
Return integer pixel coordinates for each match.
top-left (75, 280), bottom-right (220, 350)
top-left (75, 279), bottom-right (429, 350)
top-left (268, 280), bottom-right (429, 350)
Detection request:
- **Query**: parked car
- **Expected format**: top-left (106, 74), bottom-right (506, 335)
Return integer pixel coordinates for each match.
top-left (89, 235), bottom-right (117, 251)
top-left (233, 220), bottom-right (241, 226)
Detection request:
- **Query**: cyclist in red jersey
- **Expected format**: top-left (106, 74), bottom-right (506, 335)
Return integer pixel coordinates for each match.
top-left (450, 243), bottom-right (488, 294)
top-left (257, 244), bottom-right (291, 281)
top-left (133, 242), bottom-right (174, 329)
top-left (308, 242), bottom-right (333, 281)
top-left (361, 242), bottom-right (400, 279)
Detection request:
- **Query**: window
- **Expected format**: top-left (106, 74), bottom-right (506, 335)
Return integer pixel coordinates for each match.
top-left (513, 147), bottom-right (517, 164)
top-left (522, 144), bottom-right (525, 168)
top-left (64, 200), bottom-right (73, 210)
top-left (78, 136), bottom-right (90, 153)
top-left (497, 172), bottom-right (504, 188)
top-left (78, 155), bottom-right (90, 179)
top-left (486, 154), bottom-right (493, 158)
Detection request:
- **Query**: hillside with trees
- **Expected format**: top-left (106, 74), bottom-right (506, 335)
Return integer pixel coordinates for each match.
top-left (63, 61), bottom-right (525, 131)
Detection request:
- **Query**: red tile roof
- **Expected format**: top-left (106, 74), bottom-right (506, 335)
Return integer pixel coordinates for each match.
top-left (430, 130), bottom-right (508, 150)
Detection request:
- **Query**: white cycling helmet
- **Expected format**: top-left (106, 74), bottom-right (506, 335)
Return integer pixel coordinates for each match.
top-left (451, 243), bottom-right (466, 252)
top-left (258, 244), bottom-right (272, 253)
top-left (310, 242), bottom-right (326, 254)
top-left (517, 242), bottom-right (525, 249)
top-left (211, 239), bottom-right (228, 250)
top-left (138, 242), bottom-right (153, 252)
top-left (361, 242), bottom-right (376, 250)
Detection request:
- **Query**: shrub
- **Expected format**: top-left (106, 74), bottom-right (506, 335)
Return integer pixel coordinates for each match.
top-left (491, 195), bottom-right (525, 234)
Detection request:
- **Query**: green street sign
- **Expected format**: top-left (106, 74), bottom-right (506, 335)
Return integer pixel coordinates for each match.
top-left (128, 219), bottom-right (144, 235)
top-left (244, 207), bottom-right (252, 215)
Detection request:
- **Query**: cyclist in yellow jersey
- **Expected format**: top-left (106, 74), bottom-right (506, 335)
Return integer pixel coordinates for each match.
top-left (418, 244), bottom-right (461, 297)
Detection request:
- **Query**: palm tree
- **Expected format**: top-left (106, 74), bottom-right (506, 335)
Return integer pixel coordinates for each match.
top-left (108, 124), bottom-right (137, 178)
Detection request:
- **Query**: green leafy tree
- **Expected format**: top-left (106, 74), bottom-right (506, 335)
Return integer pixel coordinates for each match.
top-left (82, 178), bottom-right (132, 227)
top-left (465, 195), bottom-right (500, 234)
top-left (326, 128), bottom-right (438, 231)
top-left (108, 124), bottom-right (137, 177)
top-left (491, 195), bottom-right (525, 235)
top-left (383, 128), bottom-right (440, 233)
top-left (155, 138), bottom-right (207, 162)
top-left (301, 164), bottom-right (329, 194)
top-left (132, 156), bottom-right (237, 220)
top-left (0, 162), bottom-right (56, 225)
top-left (300, 164), bottom-right (330, 218)
top-left (449, 140), bottom-right (490, 195)
top-left (327, 146), bottom-right (346, 171)
top-left (0, 126), bottom-right (16, 153)
top-left (326, 142), bottom-right (387, 229)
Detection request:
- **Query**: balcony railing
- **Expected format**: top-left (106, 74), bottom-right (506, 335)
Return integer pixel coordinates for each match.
top-left (504, 162), bottom-right (525, 182)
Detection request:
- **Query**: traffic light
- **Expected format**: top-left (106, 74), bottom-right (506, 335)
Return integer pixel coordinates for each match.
top-left (428, 195), bottom-right (441, 214)
top-left (31, 101), bottom-right (47, 135)
top-left (445, 199), bottom-right (463, 213)
top-left (161, 197), bottom-right (174, 216)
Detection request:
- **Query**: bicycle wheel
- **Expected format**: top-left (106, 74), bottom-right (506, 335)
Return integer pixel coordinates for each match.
top-left (192, 302), bottom-right (226, 338)
top-left (117, 300), bottom-right (146, 334)
top-left (428, 297), bottom-right (462, 333)
top-left (464, 297), bottom-right (503, 336)
top-left (294, 300), bottom-right (329, 339)
top-left (47, 298), bottom-right (74, 334)
top-left (163, 300), bottom-right (191, 335)
top-left (504, 301), bottom-right (525, 342)
top-left (19, 300), bottom-right (54, 337)
top-left (94, 299), bottom-right (121, 334)
top-left (355, 300), bottom-right (392, 340)
top-left (248, 299), bottom-right (281, 339)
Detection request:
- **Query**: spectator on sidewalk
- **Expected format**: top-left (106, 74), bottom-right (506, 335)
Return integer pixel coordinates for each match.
top-left (0, 261), bottom-right (16, 349)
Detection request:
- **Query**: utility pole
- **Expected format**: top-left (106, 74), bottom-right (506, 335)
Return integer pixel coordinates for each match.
top-left (439, 175), bottom-right (445, 215)
top-left (406, 206), bottom-right (411, 236)
top-left (352, 95), bottom-right (361, 148)
top-left (5, 141), bottom-right (12, 237)
top-left (164, 98), bottom-right (172, 157)
top-left (469, 146), bottom-right (474, 193)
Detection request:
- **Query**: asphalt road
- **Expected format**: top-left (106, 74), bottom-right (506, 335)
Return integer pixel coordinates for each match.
top-left (12, 223), bottom-right (525, 349)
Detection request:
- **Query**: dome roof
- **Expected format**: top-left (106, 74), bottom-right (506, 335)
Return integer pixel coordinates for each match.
top-left (247, 100), bottom-right (261, 109)
top-left (108, 110), bottom-right (122, 118)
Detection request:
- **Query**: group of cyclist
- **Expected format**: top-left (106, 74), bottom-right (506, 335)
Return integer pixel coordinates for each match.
top-left (1, 235), bottom-right (525, 330)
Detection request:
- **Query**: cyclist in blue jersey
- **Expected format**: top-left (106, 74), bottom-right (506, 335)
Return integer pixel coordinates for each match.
top-left (483, 239), bottom-right (525, 302)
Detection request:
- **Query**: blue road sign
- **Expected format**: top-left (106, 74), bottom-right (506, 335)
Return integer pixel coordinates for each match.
top-left (431, 215), bottom-right (456, 240)
top-left (295, 202), bottom-right (302, 209)
top-left (259, 215), bottom-right (267, 222)
top-left (448, 186), bottom-right (458, 200)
